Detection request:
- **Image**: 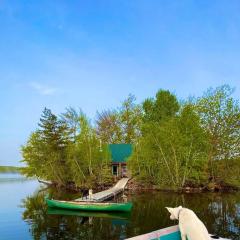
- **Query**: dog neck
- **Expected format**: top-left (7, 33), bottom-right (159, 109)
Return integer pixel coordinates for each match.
top-left (177, 208), bottom-right (182, 220)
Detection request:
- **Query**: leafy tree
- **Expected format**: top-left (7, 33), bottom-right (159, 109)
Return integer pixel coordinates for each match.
top-left (38, 108), bottom-right (68, 149)
top-left (60, 107), bottom-right (82, 142)
top-left (21, 108), bottom-right (70, 185)
top-left (21, 86), bottom-right (240, 190)
top-left (96, 94), bottom-right (143, 144)
top-left (66, 112), bottom-right (112, 188)
top-left (143, 89), bottom-right (180, 123)
top-left (96, 110), bottom-right (122, 144)
top-left (21, 131), bottom-right (47, 178)
top-left (22, 108), bottom-right (112, 188)
top-left (129, 101), bottom-right (209, 189)
top-left (120, 94), bottom-right (143, 143)
top-left (39, 108), bottom-right (70, 184)
top-left (196, 85), bottom-right (240, 181)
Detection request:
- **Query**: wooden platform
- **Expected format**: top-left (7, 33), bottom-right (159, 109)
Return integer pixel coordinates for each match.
top-left (76, 178), bottom-right (129, 202)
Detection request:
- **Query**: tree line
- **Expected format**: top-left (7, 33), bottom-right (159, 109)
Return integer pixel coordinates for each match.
top-left (21, 95), bottom-right (141, 188)
top-left (21, 85), bottom-right (240, 190)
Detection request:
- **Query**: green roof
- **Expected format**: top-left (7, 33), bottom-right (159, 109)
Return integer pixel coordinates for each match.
top-left (109, 144), bottom-right (133, 163)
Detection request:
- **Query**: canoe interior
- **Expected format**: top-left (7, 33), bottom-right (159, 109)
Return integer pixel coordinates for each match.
top-left (160, 231), bottom-right (181, 240)
top-left (128, 231), bottom-right (181, 240)
top-left (55, 200), bottom-right (127, 206)
top-left (126, 225), bottom-right (230, 240)
top-left (126, 226), bottom-right (181, 240)
top-left (46, 198), bottom-right (133, 212)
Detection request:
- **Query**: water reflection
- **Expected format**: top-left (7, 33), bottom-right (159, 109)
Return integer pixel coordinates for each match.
top-left (21, 191), bottom-right (130, 240)
top-left (0, 172), bottom-right (28, 183)
top-left (47, 208), bottom-right (131, 220)
top-left (20, 190), bottom-right (240, 239)
top-left (129, 192), bottom-right (240, 240)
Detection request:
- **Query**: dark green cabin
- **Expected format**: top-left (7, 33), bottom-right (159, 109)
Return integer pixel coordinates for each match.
top-left (108, 144), bottom-right (133, 177)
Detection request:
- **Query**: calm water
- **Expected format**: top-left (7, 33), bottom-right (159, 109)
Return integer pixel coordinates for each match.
top-left (0, 173), bottom-right (240, 240)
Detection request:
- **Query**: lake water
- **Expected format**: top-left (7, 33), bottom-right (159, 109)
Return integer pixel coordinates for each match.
top-left (0, 173), bottom-right (239, 239)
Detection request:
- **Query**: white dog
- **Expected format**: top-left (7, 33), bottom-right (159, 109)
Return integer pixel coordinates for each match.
top-left (166, 206), bottom-right (211, 240)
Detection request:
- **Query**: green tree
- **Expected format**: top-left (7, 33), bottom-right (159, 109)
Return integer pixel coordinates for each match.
top-left (120, 94), bottom-right (143, 143)
top-left (21, 131), bottom-right (47, 178)
top-left (96, 94), bottom-right (143, 144)
top-left (22, 108), bottom-right (112, 188)
top-left (129, 98), bottom-right (209, 189)
top-left (21, 108), bottom-right (70, 185)
top-left (196, 85), bottom-right (240, 182)
top-left (96, 110), bottom-right (122, 144)
top-left (66, 112), bottom-right (112, 188)
top-left (60, 107), bottom-right (82, 142)
top-left (38, 108), bottom-right (68, 149)
top-left (143, 89), bottom-right (180, 123)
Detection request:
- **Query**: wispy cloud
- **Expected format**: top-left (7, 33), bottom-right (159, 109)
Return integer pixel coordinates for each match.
top-left (29, 82), bottom-right (58, 95)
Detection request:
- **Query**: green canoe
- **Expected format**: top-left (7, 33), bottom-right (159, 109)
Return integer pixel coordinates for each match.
top-left (46, 198), bottom-right (132, 212)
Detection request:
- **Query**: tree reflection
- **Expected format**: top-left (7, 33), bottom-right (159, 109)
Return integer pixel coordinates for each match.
top-left (21, 190), bottom-right (240, 240)
top-left (21, 191), bottom-right (130, 240)
top-left (21, 192), bottom-right (48, 240)
top-left (127, 192), bottom-right (240, 240)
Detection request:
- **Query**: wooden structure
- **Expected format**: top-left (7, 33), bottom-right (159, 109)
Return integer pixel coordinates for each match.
top-left (109, 144), bottom-right (132, 177)
top-left (76, 178), bottom-right (130, 202)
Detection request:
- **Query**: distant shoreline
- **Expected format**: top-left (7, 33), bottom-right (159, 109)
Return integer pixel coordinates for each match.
top-left (0, 166), bottom-right (20, 173)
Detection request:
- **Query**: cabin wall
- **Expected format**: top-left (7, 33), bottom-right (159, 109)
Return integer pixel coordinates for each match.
top-left (112, 163), bottom-right (127, 177)
top-left (109, 144), bottom-right (133, 178)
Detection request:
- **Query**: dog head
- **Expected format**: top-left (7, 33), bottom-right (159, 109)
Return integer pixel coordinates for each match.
top-left (166, 206), bottom-right (182, 220)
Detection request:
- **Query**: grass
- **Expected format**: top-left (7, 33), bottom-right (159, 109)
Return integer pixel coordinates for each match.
top-left (0, 166), bottom-right (20, 173)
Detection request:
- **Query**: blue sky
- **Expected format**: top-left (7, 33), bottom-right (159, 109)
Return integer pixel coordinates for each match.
top-left (0, 0), bottom-right (240, 166)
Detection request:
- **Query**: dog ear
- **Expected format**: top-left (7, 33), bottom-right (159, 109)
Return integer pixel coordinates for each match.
top-left (178, 206), bottom-right (182, 209)
top-left (165, 207), bottom-right (173, 213)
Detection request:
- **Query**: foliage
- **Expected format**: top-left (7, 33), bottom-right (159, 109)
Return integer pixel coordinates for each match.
top-left (96, 94), bottom-right (142, 144)
top-left (129, 85), bottom-right (240, 189)
top-left (60, 107), bottom-right (82, 142)
top-left (96, 110), bottom-right (122, 144)
top-left (142, 89), bottom-right (180, 123)
top-left (66, 112), bottom-right (112, 188)
top-left (196, 85), bottom-right (240, 181)
top-left (21, 85), bottom-right (240, 190)
top-left (129, 104), bottom-right (209, 189)
top-left (120, 94), bottom-right (143, 143)
top-left (0, 166), bottom-right (19, 173)
top-left (21, 108), bottom-right (112, 188)
top-left (21, 108), bottom-right (69, 185)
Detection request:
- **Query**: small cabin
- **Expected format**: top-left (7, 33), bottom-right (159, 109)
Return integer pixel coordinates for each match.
top-left (109, 144), bottom-right (133, 178)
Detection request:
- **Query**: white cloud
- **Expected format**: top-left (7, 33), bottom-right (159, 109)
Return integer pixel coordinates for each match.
top-left (29, 82), bottom-right (58, 95)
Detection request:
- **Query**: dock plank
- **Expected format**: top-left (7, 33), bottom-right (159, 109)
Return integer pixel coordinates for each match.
top-left (76, 178), bottom-right (129, 202)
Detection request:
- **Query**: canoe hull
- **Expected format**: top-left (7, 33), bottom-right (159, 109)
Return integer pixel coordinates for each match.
top-left (126, 225), bottom-right (230, 240)
top-left (126, 225), bottom-right (180, 240)
top-left (46, 198), bottom-right (132, 212)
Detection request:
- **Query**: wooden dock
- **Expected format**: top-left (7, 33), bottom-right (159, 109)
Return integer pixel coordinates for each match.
top-left (76, 178), bottom-right (130, 202)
